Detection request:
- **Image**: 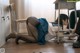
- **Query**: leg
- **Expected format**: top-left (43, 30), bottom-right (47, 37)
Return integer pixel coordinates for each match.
top-left (15, 35), bottom-right (37, 44)
top-left (6, 33), bottom-right (16, 42)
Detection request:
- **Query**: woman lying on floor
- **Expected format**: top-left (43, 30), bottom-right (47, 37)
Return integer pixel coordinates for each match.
top-left (6, 14), bottom-right (69, 45)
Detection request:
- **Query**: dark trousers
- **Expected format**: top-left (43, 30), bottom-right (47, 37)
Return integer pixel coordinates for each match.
top-left (75, 18), bottom-right (80, 42)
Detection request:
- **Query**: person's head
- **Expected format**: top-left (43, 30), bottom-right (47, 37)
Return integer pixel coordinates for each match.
top-left (55, 14), bottom-right (69, 26)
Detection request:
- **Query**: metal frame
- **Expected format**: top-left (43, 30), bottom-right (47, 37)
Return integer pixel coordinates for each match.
top-left (54, 0), bottom-right (77, 43)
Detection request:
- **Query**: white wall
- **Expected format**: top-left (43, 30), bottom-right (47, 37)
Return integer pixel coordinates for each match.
top-left (24, 0), bottom-right (56, 22)
top-left (76, 1), bottom-right (80, 10)
top-left (24, 0), bottom-right (32, 18)
top-left (0, 0), bottom-right (10, 47)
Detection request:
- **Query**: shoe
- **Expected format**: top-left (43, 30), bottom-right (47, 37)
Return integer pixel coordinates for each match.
top-left (73, 41), bottom-right (80, 48)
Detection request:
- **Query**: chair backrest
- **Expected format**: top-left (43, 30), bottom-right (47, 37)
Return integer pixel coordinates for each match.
top-left (75, 18), bottom-right (80, 35)
top-left (26, 17), bottom-right (40, 40)
top-left (70, 10), bottom-right (80, 29)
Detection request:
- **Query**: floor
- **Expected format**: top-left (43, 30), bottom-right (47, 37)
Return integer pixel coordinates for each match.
top-left (2, 39), bottom-right (80, 53)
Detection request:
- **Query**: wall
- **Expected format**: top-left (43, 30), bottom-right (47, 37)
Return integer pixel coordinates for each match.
top-left (24, 0), bottom-right (32, 18)
top-left (24, 0), bottom-right (56, 22)
top-left (0, 0), bottom-right (10, 47)
top-left (76, 1), bottom-right (80, 10)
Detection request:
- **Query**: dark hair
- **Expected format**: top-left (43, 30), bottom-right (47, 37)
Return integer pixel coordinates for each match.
top-left (55, 14), bottom-right (69, 29)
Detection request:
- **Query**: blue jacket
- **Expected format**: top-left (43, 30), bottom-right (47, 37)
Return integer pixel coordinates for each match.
top-left (36, 18), bottom-right (48, 45)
